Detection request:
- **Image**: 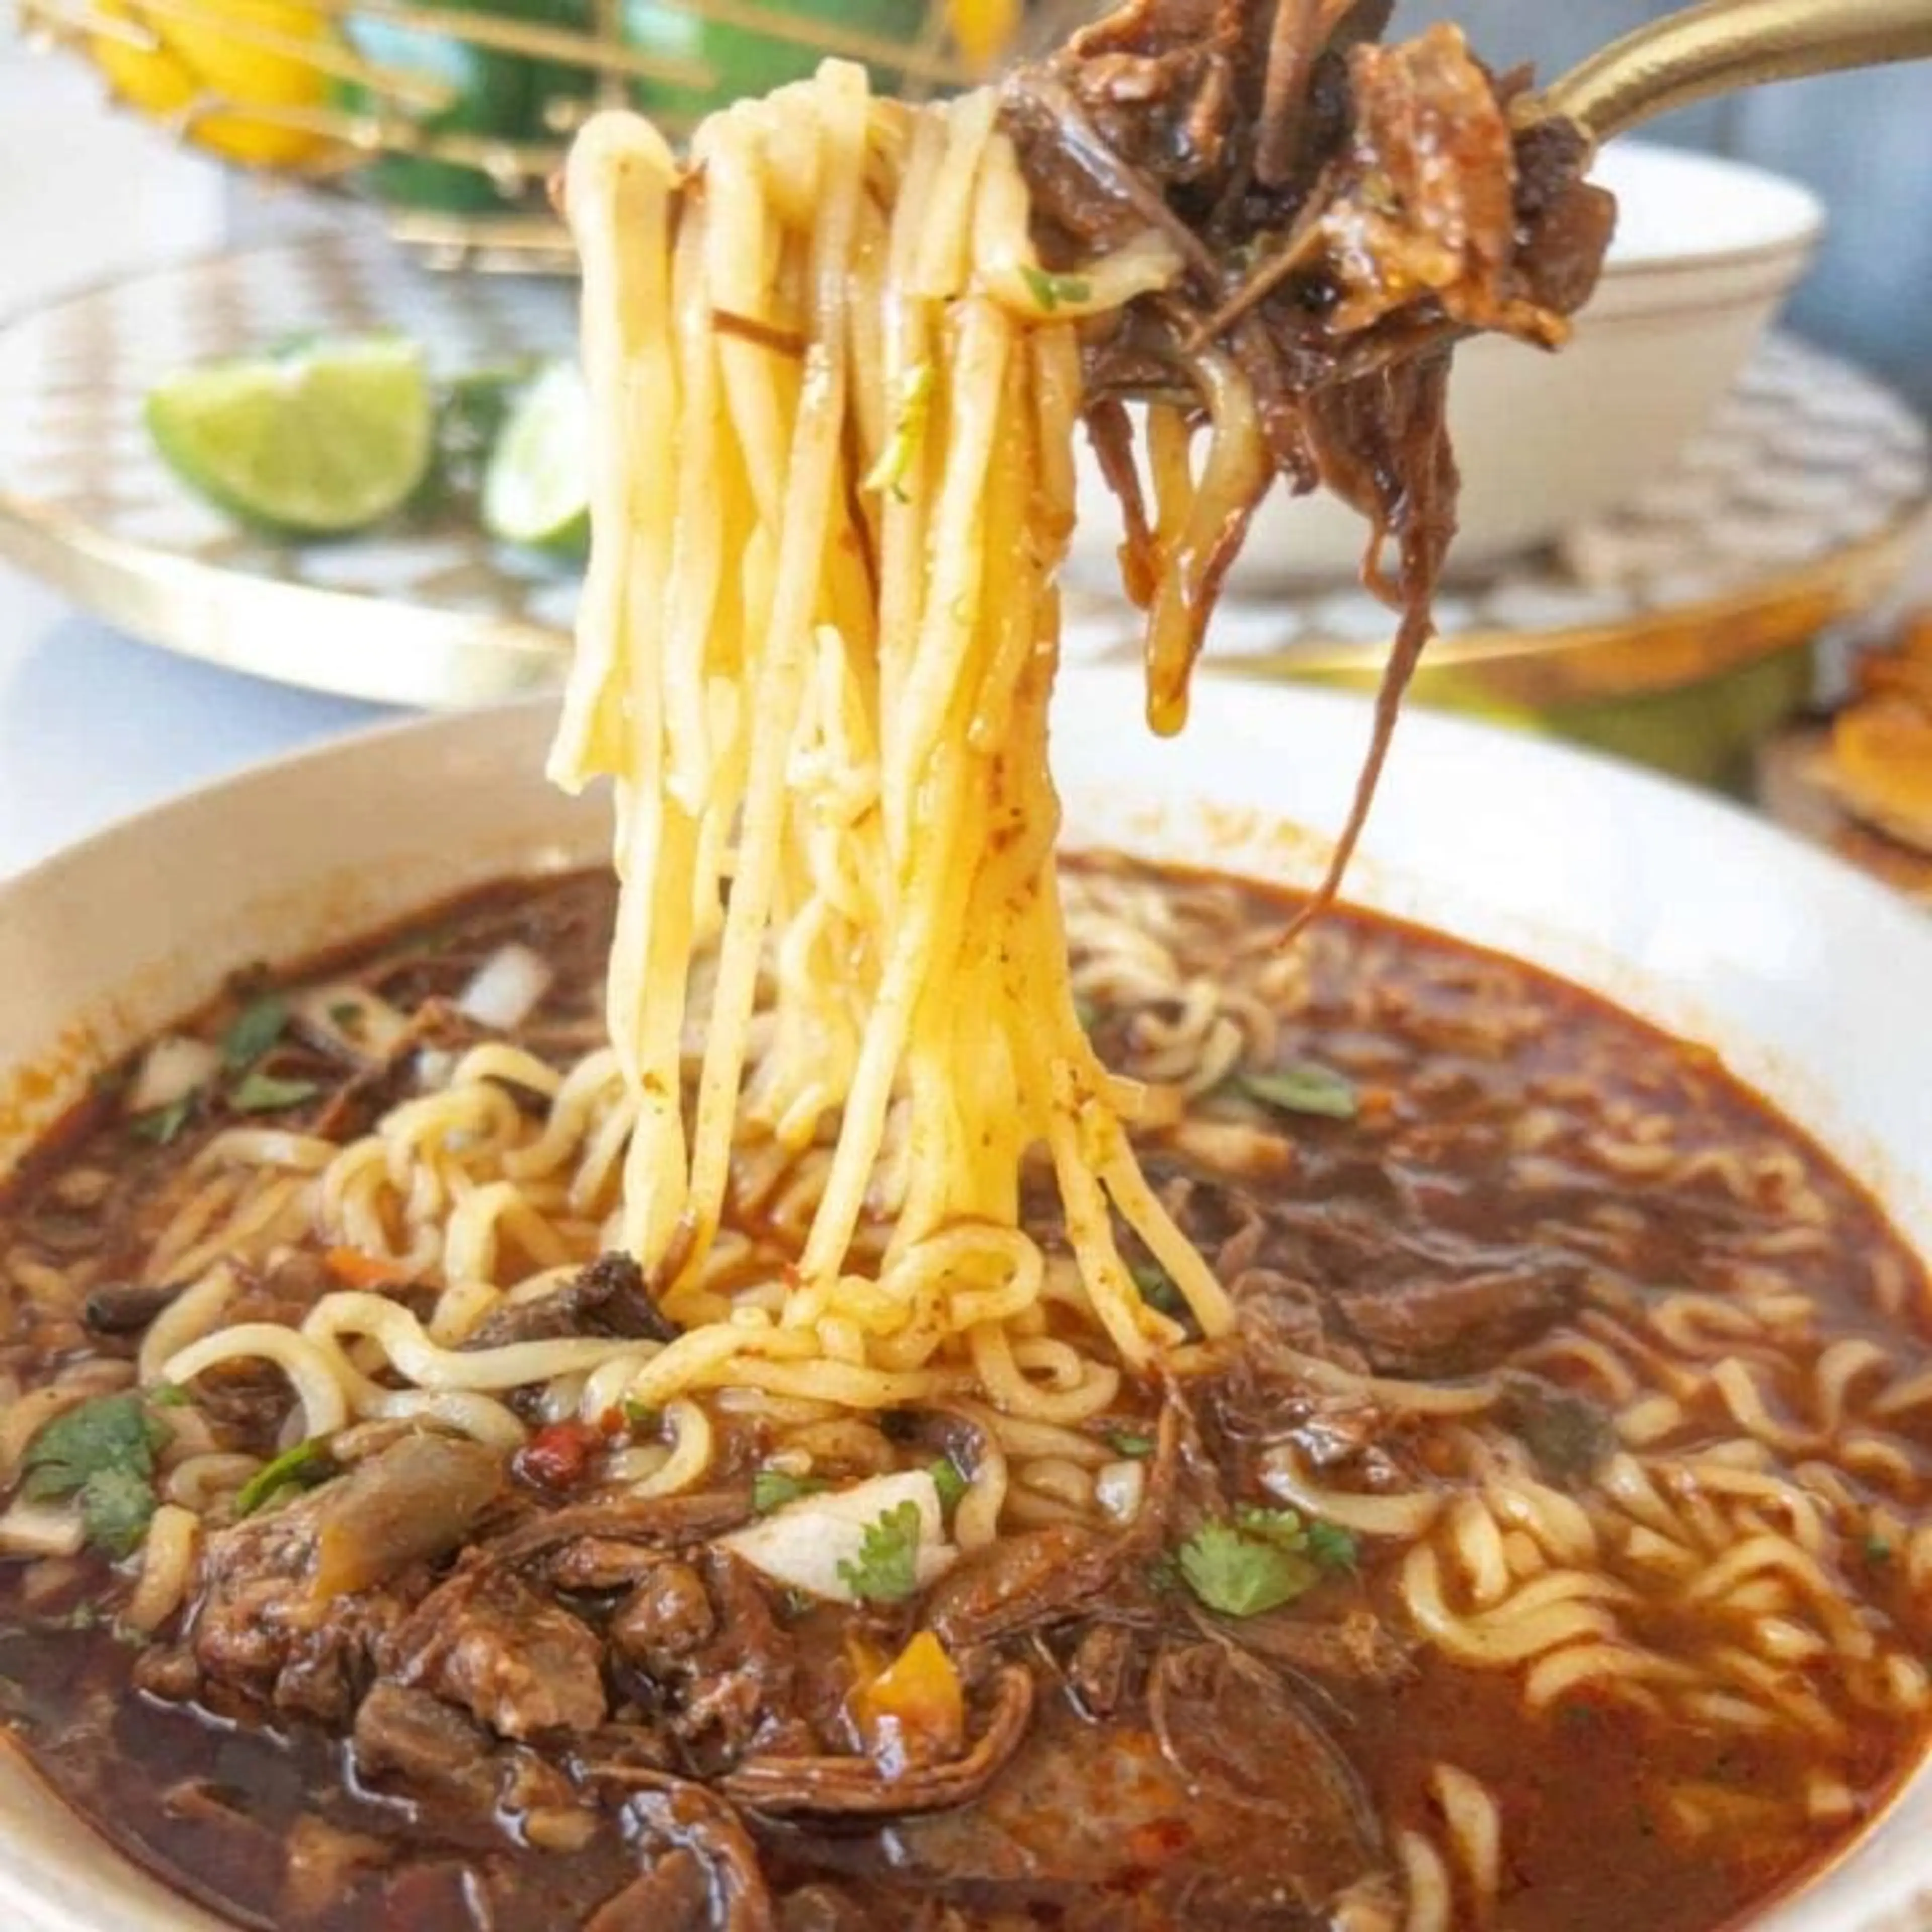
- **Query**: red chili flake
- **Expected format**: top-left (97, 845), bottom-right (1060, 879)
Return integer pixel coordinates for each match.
top-left (515, 1420), bottom-right (604, 1492)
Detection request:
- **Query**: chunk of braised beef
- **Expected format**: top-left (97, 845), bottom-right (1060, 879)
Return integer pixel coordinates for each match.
top-left (1235, 1266), bottom-right (1369, 1382)
top-left (1329, 1263), bottom-right (1582, 1379)
top-left (1497, 1372), bottom-right (1616, 1486)
top-left (186, 1482), bottom-right (427, 1722)
top-left (464, 1251), bottom-right (675, 1352)
top-left (131, 1643), bottom-right (202, 1703)
top-left (185, 1432), bottom-right (504, 1716)
top-left (1169, 1161), bottom-right (1585, 1383)
top-left (391, 1565), bottom-right (608, 1740)
top-left (351, 1682), bottom-right (495, 1800)
top-left (1150, 1642), bottom-right (1381, 1824)
top-left (611, 1559), bottom-right (716, 1667)
top-left (80, 1281), bottom-right (180, 1335)
top-left (187, 1362), bottom-right (297, 1458)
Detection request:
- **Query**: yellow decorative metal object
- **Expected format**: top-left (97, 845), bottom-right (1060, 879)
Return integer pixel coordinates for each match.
top-left (947, 0), bottom-right (1022, 70)
top-left (86, 0), bottom-right (351, 171)
top-left (23, 0), bottom-right (998, 263)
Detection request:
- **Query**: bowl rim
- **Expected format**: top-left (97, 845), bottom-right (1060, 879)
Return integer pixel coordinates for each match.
top-left (0, 675), bottom-right (1928, 1932)
top-left (1591, 139), bottom-right (1828, 282)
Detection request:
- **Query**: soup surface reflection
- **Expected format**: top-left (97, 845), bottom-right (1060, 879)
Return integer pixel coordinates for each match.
top-left (0, 858), bottom-right (1924, 1932)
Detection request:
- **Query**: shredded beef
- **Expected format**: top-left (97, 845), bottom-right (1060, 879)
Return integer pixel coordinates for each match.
top-left (392, 1565), bottom-right (609, 1741)
top-left (1001, 0), bottom-right (1614, 916)
top-left (719, 1668), bottom-right (1034, 1819)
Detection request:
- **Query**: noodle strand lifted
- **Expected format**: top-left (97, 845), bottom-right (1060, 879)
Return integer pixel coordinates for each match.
top-left (549, 72), bottom-right (1235, 1420)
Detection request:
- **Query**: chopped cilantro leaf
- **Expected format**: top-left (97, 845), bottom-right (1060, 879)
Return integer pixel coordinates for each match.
top-left (221, 993), bottom-right (288, 1071)
top-left (1178, 1520), bottom-right (1317, 1617)
top-left (1175, 1506), bottom-right (1357, 1619)
top-left (1019, 264), bottom-right (1092, 312)
top-left (230, 1071), bottom-right (319, 1114)
top-left (1235, 1504), bottom-right (1310, 1546)
top-left (1239, 1062), bottom-right (1359, 1121)
top-left (752, 1469), bottom-right (829, 1515)
top-left (837, 1499), bottom-right (924, 1603)
top-left (78, 1467), bottom-right (159, 1558)
top-left (131, 1094), bottom-right (196, 1146)
top-left (929, 1456), bottom-right (969, 1512)
top-left (1866, 1533), bottom-right (1894, 1565)
top-left (621, 1399), bottom-right (658, 1430)
top-left (20, 1392), bottom-right (174, 1558)
top-left (1106, 1429), bottom-right (1156, 1459)
top-left (235, 1440), bottom-right (334, 1518)
top-left (1233, 1504), bottom-right (1358, 1572)
top-left (1307, 1520), bottom-right (1360, 1572)
top-left (23, 1393), bottom-right (169, 1493)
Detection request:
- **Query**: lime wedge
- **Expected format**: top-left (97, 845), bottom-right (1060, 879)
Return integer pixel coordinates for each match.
top-left (482, 360), bottom-right (590, 556)
top-left (146, 335), bottom-right (433, 539)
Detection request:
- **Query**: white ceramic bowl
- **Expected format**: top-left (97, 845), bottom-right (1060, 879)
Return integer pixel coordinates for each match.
top-left (0, 672), bottom-right (1927, 1930)
top-left (1067, 141), bottom-right (1827, 586)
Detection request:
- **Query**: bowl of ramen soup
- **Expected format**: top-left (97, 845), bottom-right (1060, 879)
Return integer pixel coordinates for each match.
top-left (0, 672), bottom-right (1927, 1932)
top-left (0, 13), bottom-right (1923, 1929)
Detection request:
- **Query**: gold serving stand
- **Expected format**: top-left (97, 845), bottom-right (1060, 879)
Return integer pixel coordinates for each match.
top-left (0, 228), bottom-right (1922, 768)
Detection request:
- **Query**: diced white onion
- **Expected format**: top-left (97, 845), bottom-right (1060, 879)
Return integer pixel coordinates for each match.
top-left (291, 983), bottom-right (409, 1064)
top-left (415, 1049), bottom-right (457, 1093)
top-left (456, 944), bottom-right (554, 1033)
top-left (126, 1035), bottom-right (221, 1113)
top-left (0, 1500), bottom-right (85, 1557)
top-left (718, 1469), bottom-right (957, 1603)
top-left (1095, 1458), bottom-right (1147, 1524)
